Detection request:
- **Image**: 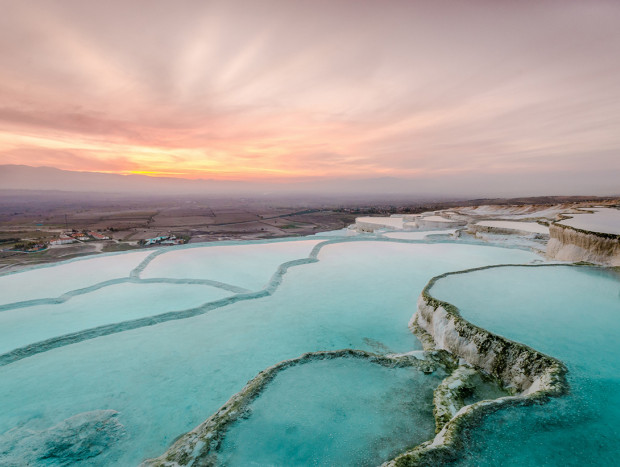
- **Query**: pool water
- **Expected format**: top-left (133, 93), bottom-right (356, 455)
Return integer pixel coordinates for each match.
top-left (0, 236), bottom-right (540, 465)
top-left (217, 358), bottom-right (445, 466)
top-left (431, 265), bottom-right (620, 465)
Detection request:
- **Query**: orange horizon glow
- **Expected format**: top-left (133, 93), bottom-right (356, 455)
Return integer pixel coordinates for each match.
top-left (1, 1), bottom-right (620, 191)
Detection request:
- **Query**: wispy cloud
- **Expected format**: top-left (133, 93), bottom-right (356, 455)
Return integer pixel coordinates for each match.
top-left (0, 0), bottom-right (619, 192)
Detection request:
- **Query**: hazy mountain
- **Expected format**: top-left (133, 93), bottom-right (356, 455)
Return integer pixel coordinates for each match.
top-left (1, 165), bottom-right (618, 198)
top-left (0, 165), bottom-right (434, 197)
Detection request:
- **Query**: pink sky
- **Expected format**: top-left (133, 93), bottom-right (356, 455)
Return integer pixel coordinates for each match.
top-left (1, 0), bottom-right (619, 191)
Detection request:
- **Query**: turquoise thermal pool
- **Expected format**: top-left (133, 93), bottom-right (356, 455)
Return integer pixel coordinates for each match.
top-left (0, 282), bottom-right (233, 354)
top-left (2, 230), bottom-right (613, 466)
top-left (217, 357), bottom-right (444, 466)
top-left (430, 265), bottom-right (620, 465)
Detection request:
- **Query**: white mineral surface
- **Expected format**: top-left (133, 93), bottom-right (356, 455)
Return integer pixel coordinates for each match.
top-left (475, 221), bottom-right (549, 234)
top-left (355, 216), bottom-right (405, 230)
top-left (557, 207), bottom-right (620, 235)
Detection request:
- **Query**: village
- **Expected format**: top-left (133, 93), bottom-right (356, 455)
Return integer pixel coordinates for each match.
top-left (4, 230), bottom-right (186, 253)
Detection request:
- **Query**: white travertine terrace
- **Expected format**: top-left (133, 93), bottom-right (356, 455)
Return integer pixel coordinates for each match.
top-left (556, 207), bottom-right (620, 235)
top-left (383, 230), bottom-right (457, 240)
top-left (0, 250), bottom-right (154, 307)
top-left (421, 216), bottom-right (455, 222)
top-left (474, 221), bottom-right (549, 235)
top-left (547, 224), bottom-right (620, 266)
top-left (415, 216), bottom-right (466, 230)
top-left (355, 216), bottom-right (405, 231)
top-left (546, 207), bottom-right (620, 266)
top-left (140, 349), bottom-right (454, 467)
top-left (454, 205), bottom-right (575, 220)
top-left (383, 265), bottom-right (568, 466)
top-left (355, 215), bottom-right (465, 232)
top-left (5, 202), bottom-right (618, 466)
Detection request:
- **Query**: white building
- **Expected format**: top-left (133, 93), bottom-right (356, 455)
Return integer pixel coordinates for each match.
top-left (50, 237), bottom-right (75, 246)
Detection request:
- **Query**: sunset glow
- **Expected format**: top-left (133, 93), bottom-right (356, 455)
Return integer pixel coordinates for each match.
top-left (1, 0), bottom-right (620, 190)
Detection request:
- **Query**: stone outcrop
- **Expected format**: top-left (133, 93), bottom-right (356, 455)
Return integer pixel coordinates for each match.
top-left (547, 223), bottom-right (620, 266)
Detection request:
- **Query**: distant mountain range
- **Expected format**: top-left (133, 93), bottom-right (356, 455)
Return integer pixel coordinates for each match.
top-left (1, 164), bottom-right (618, 198)
top-left (0, 165), bottom-right (439, 197)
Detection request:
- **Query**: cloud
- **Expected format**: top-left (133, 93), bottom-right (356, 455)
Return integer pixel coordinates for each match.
top-left (0, 0), bottom-right (619, 193)
top-left (0, 147), bottom-right (137, 173)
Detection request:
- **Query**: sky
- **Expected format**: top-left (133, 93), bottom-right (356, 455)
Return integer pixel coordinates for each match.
top-left (0, 0), bottom-right (619, 194)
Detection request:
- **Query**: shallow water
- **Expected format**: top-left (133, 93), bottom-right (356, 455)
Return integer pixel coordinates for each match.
top-left (0, 282), bottom-right (232, 354)
top-left (382, 229), bottom-right (456, 240)
top-left (557, 207), bottom-right (620, 235)
top-left (217, 358), bottom-right (444, 466)
top-left (140, 239), bottom-right (322, 290)
top-left (475, 220), bottom-right (548, 234)
top-left (0, 237), bottom-right (538, 466)
top-left (0, 250), bottom-right (153, 306)
top-left (431, 265), bottom-right (620, 465)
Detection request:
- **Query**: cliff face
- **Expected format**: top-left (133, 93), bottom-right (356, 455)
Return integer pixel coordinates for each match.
top-left (468, 224), bottom-right (548, 237)
top-left (415, 218), bottom-right (465, 229)
top-left (414, 295), bottom-right (562, 394)
top-left (383, 271), bottom-right (567, 466)
top-left (547, 224), bottom-right (620, 266)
